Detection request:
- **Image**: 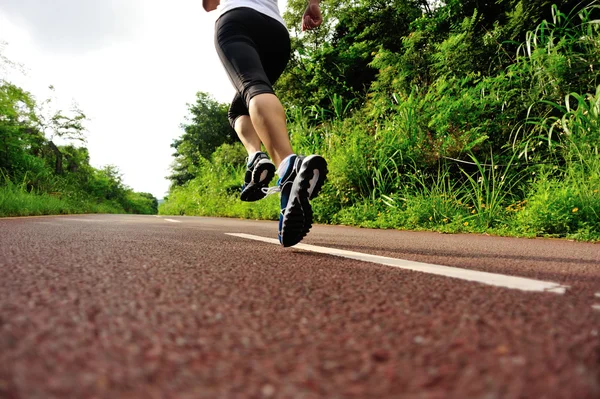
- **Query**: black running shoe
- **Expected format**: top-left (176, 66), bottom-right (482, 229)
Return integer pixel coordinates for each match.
top-left (277, 154), bottom-right (328, 247)
top-left (240, 152), bottom-right (276, 202)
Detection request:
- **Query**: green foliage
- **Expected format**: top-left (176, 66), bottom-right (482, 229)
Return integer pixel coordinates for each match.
top-left (169, 92), bottom-right (235, 186)
top-left (0, 82), bottom-right (41, 178)
top-left (211, 142), bottom-right (247, 169)
top-left (515, 168), bottom-right (600, 239)
top-left (279, 0), bottom-right (424, 117)
top-left (123, 191), bottom-right (159, 215)
top-left (513, 82), bottom-right (600, 239)
top-left (162, 1), bottom-right (600, 241)
top-left (160, 148), bottom-right (279, 219)
top-left (0, 174), bottom-right (125, 217)
top-left (459, 152), bottom-right (527, 228)
top-left (0, 48), bottom-right (158, 217)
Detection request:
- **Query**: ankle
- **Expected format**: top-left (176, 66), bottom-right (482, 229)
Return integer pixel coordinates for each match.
top-left (247, 151), bottom-right (264, 166)
top-left (277, 154), bottom-right (296, 177)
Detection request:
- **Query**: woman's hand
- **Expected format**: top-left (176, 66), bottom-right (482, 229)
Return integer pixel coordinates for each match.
top-left (203, 0), bottom-right (220, 12)
top-left (302, 0), bottom-right (322, 31)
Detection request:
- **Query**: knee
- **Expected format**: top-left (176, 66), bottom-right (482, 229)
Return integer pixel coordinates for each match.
top-left (227, 110), bottom-right (242, 129)
top-left (242, 83), bottom-right (274, 110)
top-left (228, 96), bottom-right (249, 128)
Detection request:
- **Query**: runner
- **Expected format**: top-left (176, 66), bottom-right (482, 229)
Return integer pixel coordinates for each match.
top-left (203, 0), bottom-right (328, 247)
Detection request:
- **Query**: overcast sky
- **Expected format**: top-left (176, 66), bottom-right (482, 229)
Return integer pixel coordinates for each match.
top-left (0, 0), bottom-right (288, 199)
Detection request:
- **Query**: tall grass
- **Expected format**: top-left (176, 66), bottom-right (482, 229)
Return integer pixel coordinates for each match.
top-left (513, 84), bottom-right (600, 239)
top-left (159, 151), bottom-right (279, 219)
top-left (459, 153), bottom-right (527, 228)
top-left (0, 177), bottom-right (124, 217)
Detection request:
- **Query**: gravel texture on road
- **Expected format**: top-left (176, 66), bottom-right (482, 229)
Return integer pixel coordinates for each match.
top-left (1, 215), bottom-right (599, 398)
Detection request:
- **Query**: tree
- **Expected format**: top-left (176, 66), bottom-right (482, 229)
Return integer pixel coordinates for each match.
top-left (279, 0), bottom-right (425, 115)
top-left (0, 81), bottom-right (42, 180)
top-left (169, 92), bottom-right (235, 186)
top-left (34, 86), bottom-right (87, 175)
top-left (138, 192), bottom-right (159, 214)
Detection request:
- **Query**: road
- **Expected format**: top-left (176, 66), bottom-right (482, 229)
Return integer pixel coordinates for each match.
top-left (1, 214), bottom-right (599, 398)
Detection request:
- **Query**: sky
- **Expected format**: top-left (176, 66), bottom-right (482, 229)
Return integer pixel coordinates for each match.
top-left (0, 0), bottom-right (288, 199)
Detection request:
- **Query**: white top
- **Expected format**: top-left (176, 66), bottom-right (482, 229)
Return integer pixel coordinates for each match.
top-left (217, 0), bottom-right (286, 28)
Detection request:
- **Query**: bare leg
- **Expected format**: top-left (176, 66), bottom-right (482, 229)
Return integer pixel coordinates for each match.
top-left (234, 115), bottom-right (262, 156)
top-left (249, 93), bottom-right (293, 167)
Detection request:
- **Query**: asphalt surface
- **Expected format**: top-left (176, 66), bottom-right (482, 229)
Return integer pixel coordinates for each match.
top-left (0, 214), bottom-right (599, 398)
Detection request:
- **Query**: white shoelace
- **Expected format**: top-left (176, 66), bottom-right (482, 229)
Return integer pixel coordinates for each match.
top-left (262, 169), bottom-right (319, 198)
top-left (261, 177), bottom-right (297, 197)
top-left (261, 186), bottom-right (281, 196)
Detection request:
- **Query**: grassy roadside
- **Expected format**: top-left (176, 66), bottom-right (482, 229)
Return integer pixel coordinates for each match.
top-left (157, 147), bottom-right (599, 242)
top-left (0, 183), bottom-right (125, 217)
top-left (160, 4), bottom-right (600, 242)
top-left (158, 157), bottom-right (280, 221)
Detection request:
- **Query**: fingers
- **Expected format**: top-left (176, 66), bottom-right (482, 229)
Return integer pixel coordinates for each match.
top-left (302, 16), bottom-right (311, 31)
top-left (302, 15), bottom-right (321, 31)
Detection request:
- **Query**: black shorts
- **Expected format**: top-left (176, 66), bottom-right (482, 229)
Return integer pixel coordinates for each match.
top-left (214, 7), bottom-right (291, 127)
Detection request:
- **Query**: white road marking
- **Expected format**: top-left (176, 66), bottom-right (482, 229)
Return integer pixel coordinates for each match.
top-left (60, 218), bottom-right (105, 222)
top-left (164, 219), bottom-right (181, 223)
top-left (592, 305), bottom-right (600, 311)
top-left (595, 292), bottom-right (600, 298)
top-left (33, 221), bottom-right (63, 226)
top-left (226, 233), bottom-right (569, 295)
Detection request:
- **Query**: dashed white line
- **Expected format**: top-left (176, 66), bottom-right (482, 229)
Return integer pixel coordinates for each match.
top-left (592, 305), bottom-right (600, 311)
top-left (226, 233), bottom-right (569, 295)
top-left (60, 218), bottom-right (105, 222)
top-left (164, 219), bottom-right (181, 223)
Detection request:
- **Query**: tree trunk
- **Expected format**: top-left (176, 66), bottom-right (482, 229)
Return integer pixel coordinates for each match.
top-left (48, 141), bottom-right (63, 175)
top-left (1, 132), bottom-right (7, 172)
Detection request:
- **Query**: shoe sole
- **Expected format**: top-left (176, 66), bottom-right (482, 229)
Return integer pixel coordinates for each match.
top-left (240, 160), bottom-right (276, 202)
top-left (280, 155), bottom-right (328, 247)
top-left (300, 155), bottom-right (328, 236)
top-left (280, 195), bottom-right (305, 247)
